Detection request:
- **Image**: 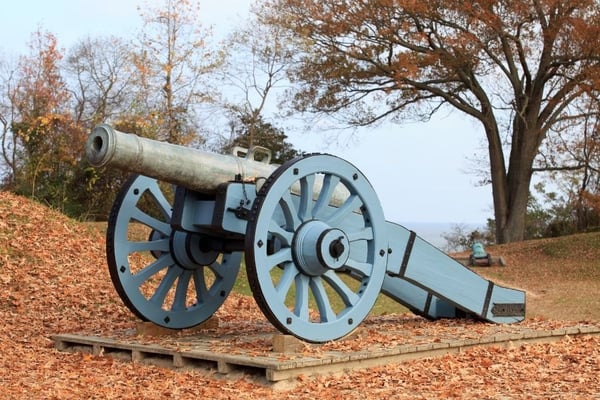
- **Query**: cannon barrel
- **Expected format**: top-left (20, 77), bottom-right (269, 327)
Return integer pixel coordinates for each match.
top-left (86, 124), bottom-right (278, 193)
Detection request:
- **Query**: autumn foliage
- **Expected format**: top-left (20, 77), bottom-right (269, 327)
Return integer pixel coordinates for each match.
top-left (3, 0), bottom-right (600, 245)
top-left (260, 0), bottom-right (600, 243)
top-left (7, 30), bottom-right (86, 212)
top-left (1, 190), bottom-right (599, 398)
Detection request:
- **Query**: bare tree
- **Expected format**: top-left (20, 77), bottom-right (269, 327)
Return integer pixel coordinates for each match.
top-left (66, 36), bottom-right (136, 128)
top-left (135, 0), bottom-right (221, 144)
top-left (218, 15), bottom-right (294, 148)
top-left (0, 55), bottom-right (19, 185)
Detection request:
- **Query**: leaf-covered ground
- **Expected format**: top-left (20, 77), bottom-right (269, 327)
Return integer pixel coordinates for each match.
top-left (1, 191), bottom-right (599, 399)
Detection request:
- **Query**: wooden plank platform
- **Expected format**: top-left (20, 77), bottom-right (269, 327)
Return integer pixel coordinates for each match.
top-left (52, 320), bottom-right (600, 382)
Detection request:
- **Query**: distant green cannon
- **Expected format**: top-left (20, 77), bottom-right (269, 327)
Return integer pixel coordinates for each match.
top-left (86, 124), bottom-right (525, 343)
top-left (470, 242), bottom-right (493, 266)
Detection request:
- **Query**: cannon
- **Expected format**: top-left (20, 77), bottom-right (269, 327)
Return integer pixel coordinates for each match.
top-left (86, 124), bottom-right (526, 343)
top-left (470, 242), bottom-right (493, 266)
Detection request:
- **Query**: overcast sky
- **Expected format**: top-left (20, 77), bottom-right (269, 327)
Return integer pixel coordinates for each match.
top-left (1, 0), bottom-right (494, 228)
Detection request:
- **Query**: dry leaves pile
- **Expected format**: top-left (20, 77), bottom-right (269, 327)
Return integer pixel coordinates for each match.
top-left (1, 191), bottom-right (599, 399)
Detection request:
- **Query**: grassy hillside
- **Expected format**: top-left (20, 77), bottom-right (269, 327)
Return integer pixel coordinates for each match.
top-left (5, 191), bottom-right (599, 323)
top-left (1, 191), bottom-right (598, 399)
top-left (226, 225), bottom-right (600, 321)
top-left (469, 233), bottom-right (600, 321)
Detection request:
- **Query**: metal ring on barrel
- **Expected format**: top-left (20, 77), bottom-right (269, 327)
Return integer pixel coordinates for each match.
top-left (107, 175), bottom-right (241, 329)
top-left (245, 154), bottom-right (387, 343)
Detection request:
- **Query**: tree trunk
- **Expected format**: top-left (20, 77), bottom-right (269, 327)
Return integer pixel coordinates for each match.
top-left (487, 122), bottom-right (538, 244)
top-left (495, 172), bottom-right (531, 243)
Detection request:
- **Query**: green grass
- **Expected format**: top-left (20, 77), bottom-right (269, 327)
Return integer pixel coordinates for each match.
top-left (86, 220), bottom-right (600, 321)
top-left (474, 231), bottom-right (600, 321)
top-left (232, 261), bottom-right (408, 317)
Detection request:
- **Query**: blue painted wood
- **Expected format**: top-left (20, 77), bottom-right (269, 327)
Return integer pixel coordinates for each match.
top-left (384, 222), bottom-right (525, 323)
top-left (380, 276), bottom-right (460, 319)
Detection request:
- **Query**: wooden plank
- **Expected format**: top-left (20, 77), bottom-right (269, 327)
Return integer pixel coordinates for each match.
top-left (52, 324), bottom-right (600, 383)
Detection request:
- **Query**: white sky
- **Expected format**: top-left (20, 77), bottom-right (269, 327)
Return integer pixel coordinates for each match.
top-left (0, 0), bottom-right (494, 227)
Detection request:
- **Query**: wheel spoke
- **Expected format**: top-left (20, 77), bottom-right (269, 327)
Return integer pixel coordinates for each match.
top-left (207, 261), bottom-right (225, 280)
top-left (347, 227), bottom-right (374, 242)
top-left (172, 270), bottom-right (192, 311)
top-left (345, 257), bottom-right (373, 277)
top-left (205, 262), bottom-right (225, 295)
top-left (323, 270), bottom-right (360, 307)
top-left (125, 238), bottom-right (170, 253)
top-left (313, 174), bottom-right (341, 218)
top-left (149, 265), bottom-right (181, 306)
top-left (294, 274), bottom-right (310, 320)
top-left (265, 247), bottom-right (293, 270)
top-left (275, 262), bottom-right (298, 302)
top-left (192, 268), bottom-right (209, 304)
top-left (132, 254), bottom-right (174, 286)
top-left (268, 220), bottom-right (294, 247)
top-left (132, 207), bottom-right (171, 235)
top-left (145, 180), bottom-right (173, 220)
top-left (279, 190), bottom-right (301, 230)
top-left (325, 194), bottom-right (361, 226)
top-left (298, 174), bottom-right (315, 221)
top-left (310, 277), bottom-right (337, 322)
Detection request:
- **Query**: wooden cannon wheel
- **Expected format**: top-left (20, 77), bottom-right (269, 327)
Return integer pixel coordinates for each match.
top-left (244, 154), bottom-right (388, 343)
top-left (106, 175), bottom-right (242, 329)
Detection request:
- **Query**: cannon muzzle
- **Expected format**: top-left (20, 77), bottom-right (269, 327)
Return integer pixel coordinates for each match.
top-left (86, 124), bottom-right (277, 193)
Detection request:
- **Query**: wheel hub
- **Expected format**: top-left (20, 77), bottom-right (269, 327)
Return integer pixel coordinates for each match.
top-left (170, 231), bottom-right (219, 270)
top-left (292, 220), bottom-right (350, 276)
